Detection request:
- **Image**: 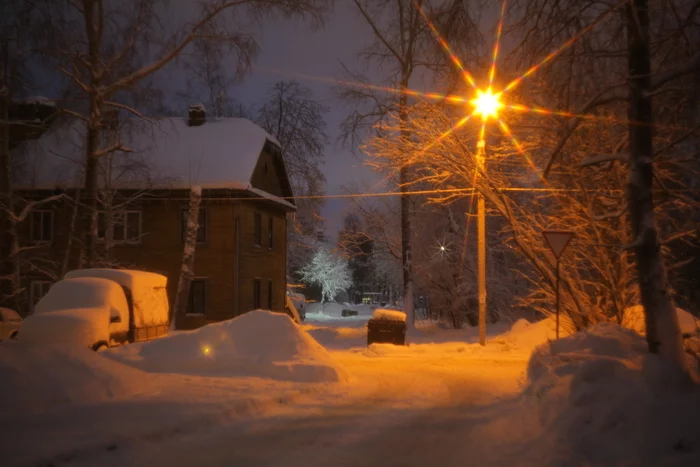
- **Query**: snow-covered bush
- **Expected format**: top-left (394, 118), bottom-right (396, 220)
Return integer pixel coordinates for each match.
top-left (525, 323), bottom-right (700, 465)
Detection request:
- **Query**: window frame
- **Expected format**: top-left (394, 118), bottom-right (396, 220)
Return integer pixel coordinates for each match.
top-left (98, 209), bottom-right (142, 244)
top-left (267, 280), bottom-right (273, 309)
top-left (186, 278), bottom-right (207, 316)
top-left (29, 280), bottom-right (53, 314)
top-left (181, 207), bottom-right (207, 245)
top-left (268, 215), bottom-right (273, 250)
top-left (29, 210), bottom-right (53, 244)
top-left (254, 212), bottom-right (262, 247)
top-left (253, 278), bottom-right (261, 309)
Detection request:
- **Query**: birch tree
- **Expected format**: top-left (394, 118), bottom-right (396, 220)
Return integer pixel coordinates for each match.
top-left (171, 186), bottom-right (202, 329)
top-left (32, 0), bottom-right (329, 267)
top-left (341, 0), bottom-right (482, 328)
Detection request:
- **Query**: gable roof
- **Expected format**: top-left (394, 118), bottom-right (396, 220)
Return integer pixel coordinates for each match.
top-left (13, 117), bottom-right (293, 207)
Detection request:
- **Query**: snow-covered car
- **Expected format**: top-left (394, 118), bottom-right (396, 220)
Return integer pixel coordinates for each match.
top-left (286, 290), bottom-right (306, 321)
top-left (18, 269), bottom-right (170, 350)
top-left (0, 307), bottom-right (22, 340)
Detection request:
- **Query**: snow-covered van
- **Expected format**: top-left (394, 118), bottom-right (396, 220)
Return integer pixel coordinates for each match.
top-left (19, 269), bottom-right (169, 350)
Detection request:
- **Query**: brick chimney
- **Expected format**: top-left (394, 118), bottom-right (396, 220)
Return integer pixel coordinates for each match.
top-left (188, 104), bottom-right (206, 126)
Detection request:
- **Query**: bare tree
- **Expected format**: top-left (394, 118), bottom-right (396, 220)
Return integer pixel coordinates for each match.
top-left (32, 0), bottom-right (329, 267)
top-left (507, 0), bottom-right (700, 370)
top-left (255, 79), bottom-right (329, 272)
top-left (340, 0), bottom-right (482, 328)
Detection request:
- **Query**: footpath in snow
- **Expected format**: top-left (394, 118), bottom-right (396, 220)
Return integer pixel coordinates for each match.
top-left (1, 305), bottom-right (699, 466)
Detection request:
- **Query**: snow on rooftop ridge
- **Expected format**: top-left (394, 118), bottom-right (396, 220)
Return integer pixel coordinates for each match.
top-left (12, 117), bottom-right (281, 190)
top-left (371, 308), bottom-right (406, 321)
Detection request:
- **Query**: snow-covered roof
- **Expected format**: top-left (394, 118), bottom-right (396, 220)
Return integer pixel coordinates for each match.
top-left (13, 117), bottom-right (284, 193)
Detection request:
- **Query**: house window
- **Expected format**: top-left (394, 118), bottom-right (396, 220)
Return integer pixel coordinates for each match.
top-left (187, 279), bottom-right (206, 315)
top-left (268, 280), bottom-right (273, 309)
top-left (181, 208), bottom-right (206, 244)
top-left (98, 210), bottom-right (141, 243)
top-left (30, 210), bottom-right (53, 243)
top-left (253, 278), bottom-right (261, 309)
top-left (254, 212), bottom-right (261, 246)
top-left (29, 280), bottom-right (52, 313)
top-left (268, 216), bottom-right (273, 249)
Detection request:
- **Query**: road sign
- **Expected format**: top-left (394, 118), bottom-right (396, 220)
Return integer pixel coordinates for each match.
top-left (542, 230), bottom-right (574, 339)
top-left (543, 230), bottom-right (574, 259)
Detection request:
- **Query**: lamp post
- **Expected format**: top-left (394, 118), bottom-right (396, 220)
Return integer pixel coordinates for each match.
top-left (470, 88), bottom-right (502, 346)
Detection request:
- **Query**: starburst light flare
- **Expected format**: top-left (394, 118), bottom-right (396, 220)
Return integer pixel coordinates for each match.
top-left (471, 88), bottom-right (503, 122)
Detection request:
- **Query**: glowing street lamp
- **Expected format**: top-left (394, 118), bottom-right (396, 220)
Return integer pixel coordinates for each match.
top-left (471, 88), bottom-right (503, 121)
top-left (469, 86), bottom-right (503, 346)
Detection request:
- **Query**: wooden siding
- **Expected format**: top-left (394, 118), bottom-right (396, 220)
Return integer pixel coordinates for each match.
top-left (13, 191), bottom-right (289, 331)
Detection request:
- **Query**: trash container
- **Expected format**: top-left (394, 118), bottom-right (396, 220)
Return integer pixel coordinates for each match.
top-left (367, 316), bottom-right (406, 346)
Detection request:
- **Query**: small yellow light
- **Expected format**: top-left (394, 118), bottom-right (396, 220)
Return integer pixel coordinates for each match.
top-left (471, 87), bottom-right (503, 121)
top-left (202, 345), bottom-right (212, 356)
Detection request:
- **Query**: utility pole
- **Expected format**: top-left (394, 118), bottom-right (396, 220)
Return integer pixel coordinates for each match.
top-left (476, 132), bottom-right (487, 346)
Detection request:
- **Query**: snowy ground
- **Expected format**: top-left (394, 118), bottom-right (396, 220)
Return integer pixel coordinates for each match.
top-left (2, 305), bottom-right (699, 467)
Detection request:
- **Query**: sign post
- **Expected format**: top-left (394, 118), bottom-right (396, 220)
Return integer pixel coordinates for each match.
top-left (542, 230), bottom-right (574, 339)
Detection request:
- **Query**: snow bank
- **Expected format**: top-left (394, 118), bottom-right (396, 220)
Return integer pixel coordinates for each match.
top-left (526, 323), bottom-right (700, 466)
top-left (0, 341), bottom-right (155, 421)
top-left (107, 311), bottom-right (347, 383)
top-left (622, 305), bottom-right (699, 336)
top-left (371, 308), bottom-right (406, 321)
top-left (484, 316), bottom-right (574, 352)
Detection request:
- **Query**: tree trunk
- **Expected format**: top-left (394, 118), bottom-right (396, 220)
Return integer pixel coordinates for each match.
top-left (625, 0), bottom-right (686, 369)
top-left (61, 190), bottom-right (81, 277)
top-left (0, 39), bottom-right (20, 310)
top-left (171, 186), bottom-right (202, 330)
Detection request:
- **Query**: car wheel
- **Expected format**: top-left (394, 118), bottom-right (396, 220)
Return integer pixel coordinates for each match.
top-left (92, 342), bottom-right (109, 352)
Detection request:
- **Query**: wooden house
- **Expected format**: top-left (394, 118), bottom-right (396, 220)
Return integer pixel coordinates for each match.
top-left (11, 108), bottom-right (295, 329)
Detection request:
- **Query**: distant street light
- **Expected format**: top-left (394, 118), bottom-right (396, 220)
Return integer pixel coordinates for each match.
top-left (470, 87), bottom-right (503, 346)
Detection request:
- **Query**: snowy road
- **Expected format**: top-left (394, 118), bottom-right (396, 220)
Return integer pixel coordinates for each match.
top-left (70, 352), bottom-right (550, 467)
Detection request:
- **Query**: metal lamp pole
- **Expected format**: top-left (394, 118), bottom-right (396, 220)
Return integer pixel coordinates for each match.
top-left (476, 138), bottom-right (487, 346)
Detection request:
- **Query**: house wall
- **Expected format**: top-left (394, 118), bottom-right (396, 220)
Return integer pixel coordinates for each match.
top-left (236, 200), bottom-right (288, 320)
top-left (13, 191), bottom-right (290, 331)
top-left (250, 147), bottom-right (285, 197)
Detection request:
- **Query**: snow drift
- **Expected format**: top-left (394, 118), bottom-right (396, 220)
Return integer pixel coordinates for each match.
top-left (526, 323), bottom-right (700, 466)
top-left (622, 305), bottom-right (699, 336)
top-left (0, 341), bottom-right (156, 421)
top-left (106, 310), bottom-right (347, 383)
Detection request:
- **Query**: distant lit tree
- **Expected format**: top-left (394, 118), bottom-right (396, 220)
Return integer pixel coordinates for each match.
top-left (298, 247), bottom-right (352, 308)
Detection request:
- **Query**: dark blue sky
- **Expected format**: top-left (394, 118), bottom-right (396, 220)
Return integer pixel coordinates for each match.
top-left (155, 1), bottom-right (383, 238)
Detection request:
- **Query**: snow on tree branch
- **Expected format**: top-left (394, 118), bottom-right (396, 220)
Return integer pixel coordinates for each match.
top-left (298, 247), bottom-right (353, 304)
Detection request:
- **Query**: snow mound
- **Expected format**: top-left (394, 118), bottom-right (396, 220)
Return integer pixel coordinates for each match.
top-left (371, 308), bottom-right (406, 321)
top-left (622, 305), bottom-right (699, 336)
top-left (489, 316), bottom-right (574, 352)
top-left (0, 341), bottom-right (155, 421)
top-left (106, 311), bottom-right (347, 383)
top-left (526, 323), bottom-right (700, 466)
